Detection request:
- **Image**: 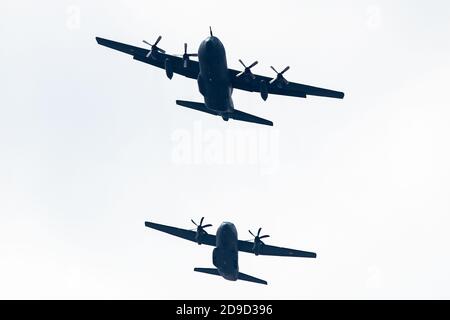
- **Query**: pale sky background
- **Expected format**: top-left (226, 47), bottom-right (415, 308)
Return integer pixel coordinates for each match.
top-left (0, 0), bottom-right (449, 299)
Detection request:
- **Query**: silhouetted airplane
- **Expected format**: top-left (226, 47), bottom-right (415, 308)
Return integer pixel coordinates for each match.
top-left (96, 28), bottom-right (344, 126)
top-left (145, 218), bottom-right (316, 285)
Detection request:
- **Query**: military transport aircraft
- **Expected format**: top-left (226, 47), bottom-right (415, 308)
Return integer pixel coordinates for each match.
top-left (145, 218), bottom-right (316, 285)
top-left (96, 28), bottom-right (344, 126)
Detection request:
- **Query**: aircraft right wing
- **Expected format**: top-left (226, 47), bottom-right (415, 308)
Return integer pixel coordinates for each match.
top-left (145, 221), bottom-right (216, 247)
top-left (237, 240), bottom-right (317, 258)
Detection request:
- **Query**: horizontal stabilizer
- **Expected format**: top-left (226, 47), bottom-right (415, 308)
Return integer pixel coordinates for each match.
top-left (238, 272), bottom-right (268, 285)
top-left (194, 268), bottom-right (267, 285)
top-left (194, 267), bottom-right (220, 277)
top-left (176, 100), bottom-right (218, 116)
top-left (230, 109), bottom-right (273, 126)
top-left (176, 100), bottom-right (273, 126)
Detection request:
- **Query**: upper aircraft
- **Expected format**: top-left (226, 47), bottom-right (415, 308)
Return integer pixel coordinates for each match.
top-left (96, 27), bottom-right (344, 126)
top-left (145, 218), bottom-right (316, 285)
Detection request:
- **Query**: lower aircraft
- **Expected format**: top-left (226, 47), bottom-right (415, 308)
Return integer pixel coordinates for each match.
top-left (145, 218), bottom-right (316, 285)
top-left (96, 28), bottom-right (344, 126)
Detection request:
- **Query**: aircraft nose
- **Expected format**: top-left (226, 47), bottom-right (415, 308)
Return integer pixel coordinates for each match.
top-left (222, 223), bottom-right (232, 230)
top-left (221, 223), bottom-right (235, 234)
top-left (205, 39), bottom-right (214, 50)
top-left (199, 37), bottom-right (220, 58)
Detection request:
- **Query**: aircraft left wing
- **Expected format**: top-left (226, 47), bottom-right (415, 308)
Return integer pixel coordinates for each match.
top-left (145, 221), bottom-right (216, 246)
top-left (96, 37), bottom-right (199, 80)
top-left (230, 68), bottom-right (344, 100)
top-left (237, 240), bottom-right (317, 258)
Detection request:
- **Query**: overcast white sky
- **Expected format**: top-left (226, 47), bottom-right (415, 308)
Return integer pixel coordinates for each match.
top-left (1, 0), bottom-right (450, 299)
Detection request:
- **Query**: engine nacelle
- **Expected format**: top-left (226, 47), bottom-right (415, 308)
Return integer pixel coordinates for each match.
top-left (253, 242), bottom-right (261, 256)
top-left (195, 230), bottom-right (205, 245)
top-left (165, 58), bottom-right (173, 80)
top-left (260, 80), bottom-right (268, 101)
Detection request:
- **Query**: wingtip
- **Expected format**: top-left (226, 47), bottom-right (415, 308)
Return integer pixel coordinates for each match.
top-left (95, 36), bottom-right (109, 45)
top-left (144, 221), bottom-right (152, 228)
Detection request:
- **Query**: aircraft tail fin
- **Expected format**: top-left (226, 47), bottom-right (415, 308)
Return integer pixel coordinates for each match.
top-left (238, 272), bottom-right (268, 285)
top-left (230, 109), bottom-right (273, 126)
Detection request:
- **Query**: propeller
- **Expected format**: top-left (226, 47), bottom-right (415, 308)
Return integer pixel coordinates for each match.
top-left (191, 217), bottom-right (212, 244)
top-left (269, 66), bottom-right (290, 87)
top-left (191, 217), bottom-right (212, 233)
top-left (176, 43), bottom-right (198, 68)
top-left (236, 59), bottom-right (258, 80)
top-left (248, 228), bottom-right (270, 255)
top-left (143, 35), bottom-right (166, 58)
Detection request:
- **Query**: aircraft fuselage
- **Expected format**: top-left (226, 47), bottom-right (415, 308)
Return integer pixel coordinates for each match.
top-left (213, 222), bottom-right (239, 281)
top-left (197, 36), bottom-right (234, 119)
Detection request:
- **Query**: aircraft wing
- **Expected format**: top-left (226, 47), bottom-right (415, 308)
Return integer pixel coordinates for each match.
top-left (96, 37), bottom-right (199, 80)
top-left (145, 221), bottom-right (216, 246)
top-left (237, 240), bottom-right (317, 258)
top-left (230, 68), bottom-right (344, 99)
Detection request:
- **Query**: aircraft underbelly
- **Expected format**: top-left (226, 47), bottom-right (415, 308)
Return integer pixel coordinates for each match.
top-left (213, 247), bottom-right (238, 280)
top-left (199, 73), bottom-right (233, 113)
top-left (214, 222), bottom-right (239, 280)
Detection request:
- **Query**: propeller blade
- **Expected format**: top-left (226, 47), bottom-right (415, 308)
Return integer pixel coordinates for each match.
top-left (236, 71), bottom-right (245, 78)
top-left (259, 235), bottom-right (270, 239)
top-left (257, 228), bottom-right (262, 237)
top-left (281, 66), bottom-right (290, 74)
top-left (184, 43), bottom-right (187, 54)
top-left (154, 35), bottom-right (162, 46)
top-left (186, 53), bottom-right (198, 57)
top-left (183, 59), bottom-right (188, 68)
top-left (249, 230), bottom-right (256, 238)
top-left (143, 39), bottom-right (165, 57)
top-left (239, 59), bottom-right (246, 68)
top-left (270, 66), bottom-right (278, 74)
top-left (249, 61), bottom-right (258, 69)
top-left (200, 217), bottom-right (204, 226)
top-left (191, 219), bottom-right (198, 226)
top-left (269, 78), bottom-right (277, 85)
top-left (202, 224), bottom-right (213, 228)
